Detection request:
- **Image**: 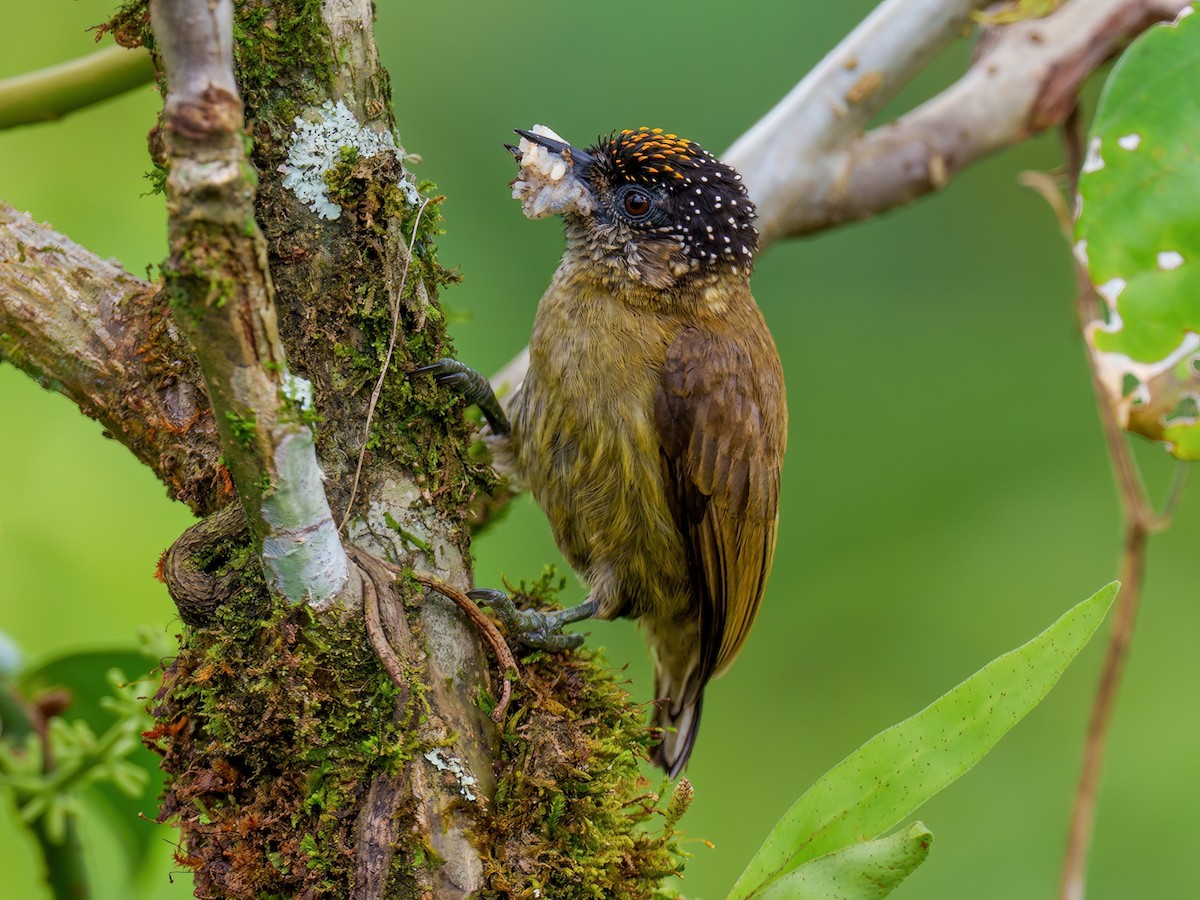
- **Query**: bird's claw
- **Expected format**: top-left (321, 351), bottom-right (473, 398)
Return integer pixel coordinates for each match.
top-left (468, 588), bottom-right (598, 652)
top-left (412, 358), bottom-right (510, 435)
top-left (412, 358), bottom-right (469, 386)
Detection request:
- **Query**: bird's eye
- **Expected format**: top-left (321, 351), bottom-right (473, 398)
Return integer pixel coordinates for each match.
top-left (622, 188), bottom-right (652, 220)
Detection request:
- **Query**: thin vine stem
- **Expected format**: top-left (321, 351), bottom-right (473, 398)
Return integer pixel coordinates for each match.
top-left (1057, 115), bottom-right (1184, 900)
top-left (349, 548), bottom-right (519, 722)
top-left (341, 195), bottom-right (431, 532)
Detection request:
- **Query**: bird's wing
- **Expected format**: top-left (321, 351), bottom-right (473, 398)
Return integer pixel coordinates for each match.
top-left (654, 320), bottom-right (786, 687)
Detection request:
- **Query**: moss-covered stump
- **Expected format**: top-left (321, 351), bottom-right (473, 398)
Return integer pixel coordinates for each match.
top-left (473, 572), bottom-right (688, 899)
top-left (479, 645), bottom-right (689, 899)
top-left (147, 582), bottom-right (422, 898)
top-left (148, 562), bottom-right (688, 899)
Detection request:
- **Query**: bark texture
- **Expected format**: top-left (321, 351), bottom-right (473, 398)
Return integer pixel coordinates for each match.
top-left (0, 202), bottom-right (226, 513)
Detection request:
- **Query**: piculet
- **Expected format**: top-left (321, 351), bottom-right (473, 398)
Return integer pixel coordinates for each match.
top-left (416, 125), bottom-right (787, 776)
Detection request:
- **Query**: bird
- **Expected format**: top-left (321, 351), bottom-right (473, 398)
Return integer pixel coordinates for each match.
top-left (416, 125), bottom-right (787, 777)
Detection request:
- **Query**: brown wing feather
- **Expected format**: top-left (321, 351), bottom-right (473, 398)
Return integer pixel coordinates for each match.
top-left (654, 317), bottom-right (786, 689)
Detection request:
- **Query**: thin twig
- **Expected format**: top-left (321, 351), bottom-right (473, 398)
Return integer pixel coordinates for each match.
top-left (1061, 265), bottom-right (1181, 900)
top-left (349, 550), bottom-right (409, 702)
top-left (362, 553), bottom-right (518, 722)
top-left (1060, 519), bottom-right (1147, 900)
top-left (341, 195), bottom-right (432, 532)
top-left (1057, 112), bottom-right (1182, 900)
top-left (0, 45), bottom-right (154, 131)
top-left (410, 570), bottom-right (517, 722)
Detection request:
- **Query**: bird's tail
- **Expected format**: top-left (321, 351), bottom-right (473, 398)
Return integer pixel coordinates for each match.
top-left (650, 665), bottom-right (705, 778)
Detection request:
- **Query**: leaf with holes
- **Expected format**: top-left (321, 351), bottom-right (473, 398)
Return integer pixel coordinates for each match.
top-left (1075, 5), bottom-right (1200, 459)
top-left (727, 583), bottom-right (1116, 900)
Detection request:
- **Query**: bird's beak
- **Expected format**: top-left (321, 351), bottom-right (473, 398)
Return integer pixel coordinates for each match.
top-left (507, 129), bottom-right (597, 171)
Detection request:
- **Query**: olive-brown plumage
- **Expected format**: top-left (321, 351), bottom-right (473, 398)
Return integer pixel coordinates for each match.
top-left (424, 127), bottom-right (786, 776)
top-left (500, 127), bottom-right (787, 776)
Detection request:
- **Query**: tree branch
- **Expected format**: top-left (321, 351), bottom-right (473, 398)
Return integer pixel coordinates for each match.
top-left (143, 0), bottom-right (501, 891)
top-left (0, 46), bottom-right (154, 131)
top-left (1060, 262), bottom-right (1162, 900)
top-left (0, 202), bottom-right (226, 513)
top-left (149, 0), bottom-right (349, 605)
top-left (724, 0), bottom-right (992, 244)
top-left (743, 0), bottom-right (1193, 242)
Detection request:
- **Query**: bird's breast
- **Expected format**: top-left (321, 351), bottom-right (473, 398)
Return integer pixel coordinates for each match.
top-left (510, 273), bottom-right (688, 619)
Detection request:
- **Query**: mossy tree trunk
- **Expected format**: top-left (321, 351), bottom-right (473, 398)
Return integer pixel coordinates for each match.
top-left (0, 1), bottom-right (685, 898)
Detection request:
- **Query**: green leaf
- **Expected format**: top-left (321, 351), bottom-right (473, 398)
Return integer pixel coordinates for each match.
top-left (728, 583), bottom-right (1116, 900)
top-left (754, 822), bottom-right (932, 900)
top-left (1075, 7), bottom-right (1200, 459)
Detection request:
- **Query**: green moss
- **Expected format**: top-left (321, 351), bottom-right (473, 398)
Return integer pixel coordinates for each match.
top-left (142, 162), bottom-right (167, 197)
top-left (384, 511), bottom-right (433, 555)
top-left (148, 551), bottom-right (430, 898)
top-left (163, 225), bottom-right (247, 321)
top-left (96, 0), bottom-right (153, 49)
top-left (225, 410), bottom-right (257, 449)
top-left (476, 569), bottom-right (689, 899)
top-left (314, 155), bottom-right (490, 514)
top-left (232, 0), bottom-right (334, 116)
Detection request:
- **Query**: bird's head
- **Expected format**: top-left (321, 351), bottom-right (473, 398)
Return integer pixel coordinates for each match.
top-left (508, 125), bottom-right (758, 297)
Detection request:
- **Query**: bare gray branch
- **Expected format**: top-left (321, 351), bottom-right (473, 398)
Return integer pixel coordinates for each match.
top-left (746, 0), bottom-right (1194, 240)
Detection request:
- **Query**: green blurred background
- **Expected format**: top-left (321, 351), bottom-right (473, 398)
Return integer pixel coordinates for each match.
top-left (2, 2), bottom-right (1197, 897)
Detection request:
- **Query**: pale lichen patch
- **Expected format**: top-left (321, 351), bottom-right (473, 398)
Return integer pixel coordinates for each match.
top-left (280, 99), bottom-right (414, 220)
top-left (282, 373), bottom-right (314, 410)
top-left (424, 748), bottom-right (479, 802)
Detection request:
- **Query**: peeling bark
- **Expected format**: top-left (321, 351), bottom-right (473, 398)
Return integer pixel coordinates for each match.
top-left (0, 202), bottom-right (225, 513)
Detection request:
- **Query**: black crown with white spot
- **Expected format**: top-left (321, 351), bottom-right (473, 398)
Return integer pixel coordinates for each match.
top-left (586, 128), bottom-right (759, 273)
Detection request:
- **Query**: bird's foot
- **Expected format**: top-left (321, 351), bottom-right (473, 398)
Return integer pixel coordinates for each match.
top-left (412, 358), bottom-right (510, 435)
top-left (467, 589), bottom-right (598, 652)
